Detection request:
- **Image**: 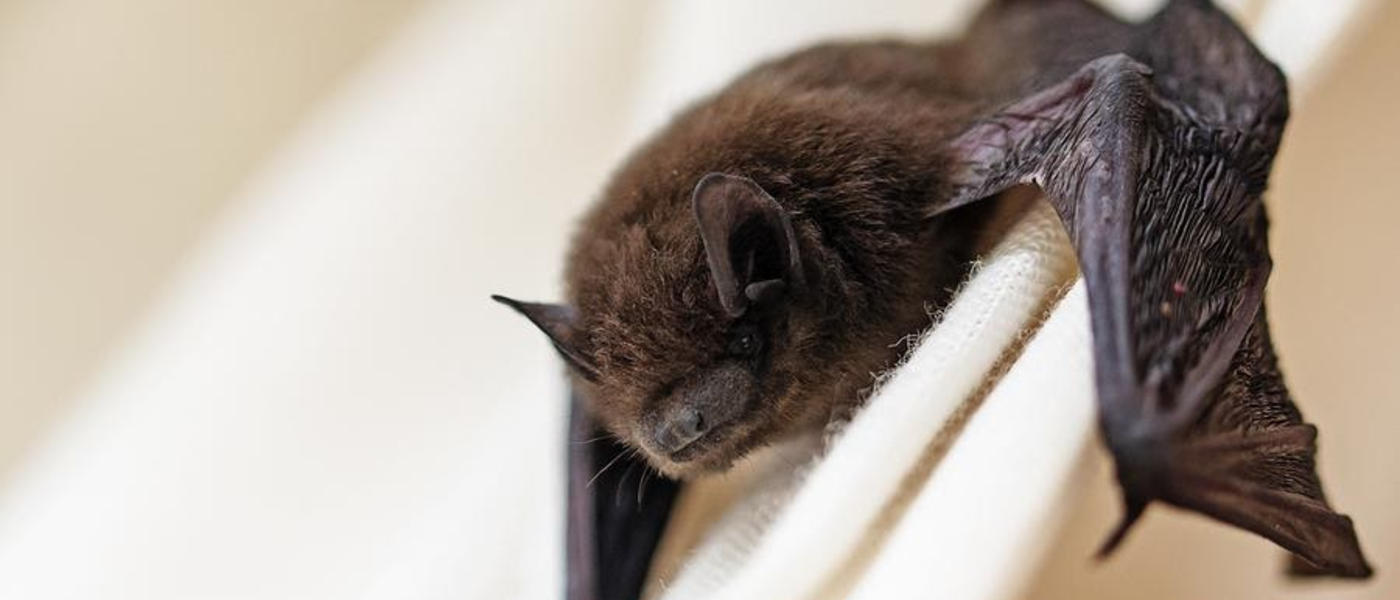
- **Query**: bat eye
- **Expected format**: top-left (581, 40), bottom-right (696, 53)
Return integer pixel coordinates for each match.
top-left (727, 324), bottom-right (763, 358)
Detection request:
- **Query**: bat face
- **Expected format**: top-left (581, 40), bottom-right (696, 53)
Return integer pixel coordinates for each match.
top-left (574, 290), bottom-right (806, 477)
top-left (496, 188), bottom-right (822, 476)
top-left (536, 172), bottom-right (836, 478)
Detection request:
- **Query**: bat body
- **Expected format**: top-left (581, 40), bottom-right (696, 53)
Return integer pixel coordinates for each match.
top-left (495, 1), bottom-right (1373, 598)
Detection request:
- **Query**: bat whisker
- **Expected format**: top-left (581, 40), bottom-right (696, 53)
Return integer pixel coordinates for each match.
top-left (637, 467), bottom-right (651, 505)
top-left (572, 434), bottom-right (612, 446)
top-left (587, 450), bottom-right (629, 489)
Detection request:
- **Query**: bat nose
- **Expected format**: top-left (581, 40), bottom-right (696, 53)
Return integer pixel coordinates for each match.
top-left (654, 406), bottom-right (710, 454)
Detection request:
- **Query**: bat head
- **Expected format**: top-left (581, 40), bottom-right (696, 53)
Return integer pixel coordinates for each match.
top-left (495, 173), bottom-right (827, 477)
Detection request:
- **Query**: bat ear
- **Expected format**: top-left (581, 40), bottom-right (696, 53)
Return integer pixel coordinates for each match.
top-left (491, 295), bottom-right (599, 381)
top-left (692, 173), bottom-right (805, 318)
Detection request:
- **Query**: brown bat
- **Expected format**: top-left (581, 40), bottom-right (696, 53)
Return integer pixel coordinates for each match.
top-left (493, 1), bottom-right (1373, 598)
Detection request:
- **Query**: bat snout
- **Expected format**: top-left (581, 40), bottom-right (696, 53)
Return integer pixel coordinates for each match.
top-left (644, 365), bottom-right (754, 461)
top-left (650, 405), bottom-right (711, 455)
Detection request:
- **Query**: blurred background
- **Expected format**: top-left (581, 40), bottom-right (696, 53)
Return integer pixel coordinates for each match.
top-left (0, 1), bottom-right (1394, 599)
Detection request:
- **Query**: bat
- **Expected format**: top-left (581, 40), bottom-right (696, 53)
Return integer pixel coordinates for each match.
top-left (493, 1), bottom-right (1374, 598)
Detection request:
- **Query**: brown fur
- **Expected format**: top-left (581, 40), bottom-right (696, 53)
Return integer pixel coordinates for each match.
top-left (562, 40), bottom-right (990, 476)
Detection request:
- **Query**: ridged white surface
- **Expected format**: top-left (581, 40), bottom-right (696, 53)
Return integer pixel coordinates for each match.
top-left (848, 282), bottom-right (1094, 600)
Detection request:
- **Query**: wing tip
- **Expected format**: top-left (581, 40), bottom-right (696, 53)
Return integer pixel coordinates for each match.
top-left (1287, 553), bottom-right (1375, 580)
top-left (1285, 512), bottom-right (1376, 580)
top-left (1095, 496), bottom-right (1148, 560)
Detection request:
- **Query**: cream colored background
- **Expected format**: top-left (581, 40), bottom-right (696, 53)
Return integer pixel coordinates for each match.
top-left (0, 0), bottom-right (425, 477)
top-left (0, 1), bottom-right (1393, 599)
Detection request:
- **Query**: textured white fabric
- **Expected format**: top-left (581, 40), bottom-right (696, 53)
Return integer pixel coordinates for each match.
top-left (658, 201), bottom-right (1079, 600)
top-left (847, 282), bottom-right (1094, 600)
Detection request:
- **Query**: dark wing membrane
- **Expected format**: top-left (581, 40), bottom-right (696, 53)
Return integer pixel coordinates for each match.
top-left (567, 392), bottom-right (682, 600)
top-left (940, 0), bottom-right (1370, 577)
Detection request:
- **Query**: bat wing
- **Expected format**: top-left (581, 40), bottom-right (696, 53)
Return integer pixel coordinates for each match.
top-left (567, 392), bottom-right (682, 600)
top-left (940, 0), bottom-right (1370, 577)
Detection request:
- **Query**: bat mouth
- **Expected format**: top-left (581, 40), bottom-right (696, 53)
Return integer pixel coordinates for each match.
top-left (651, 415), bottom-right (774, 479)
top-left (667, 420), bottom-right (740, 463)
